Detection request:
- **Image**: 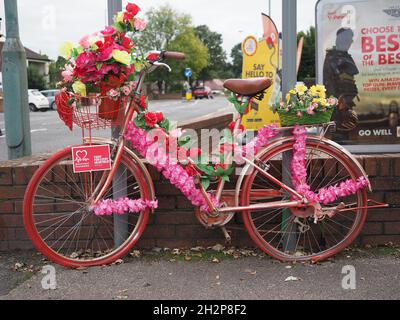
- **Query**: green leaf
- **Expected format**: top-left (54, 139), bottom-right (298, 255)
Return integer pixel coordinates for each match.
top-left (134, 114), bottom-right (147, 129)
top-left (178, 135), bottom-right (192, 148)
top-left (201, 178), bottom-right (211, 191)
top-left (221, 175), bottom-right (230, 182)
top-left (159, 119), bottom-right (170, 132)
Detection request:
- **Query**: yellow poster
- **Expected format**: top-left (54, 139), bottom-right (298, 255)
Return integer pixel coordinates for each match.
top-left (241, 35), bottom-right (281, 131)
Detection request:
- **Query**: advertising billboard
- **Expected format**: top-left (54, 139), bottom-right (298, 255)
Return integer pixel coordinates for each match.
top-left (241, 14), bottom-right (281, 131)
top-left (316, 0), bottom-right (400, 151)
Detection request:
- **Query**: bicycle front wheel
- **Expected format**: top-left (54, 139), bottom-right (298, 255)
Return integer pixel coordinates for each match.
top-left (241, 138), bottom-right (368, 262)
top-left (23, 145), bottom-right (152, 268)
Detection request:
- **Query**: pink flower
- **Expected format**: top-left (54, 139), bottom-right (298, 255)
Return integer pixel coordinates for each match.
top-left (108, 89), bottom-right (119, 98)
top-left (122, 85), bottom-right (132, 96)
top-left (169, 128), bottom-right (183, 139)
top-left (307, 106), bottom-right (315, 115)
top-left (101, 26), bottom-right (117, 37)
top-left (61, 65), bottom-right (74, 82)
top-left (134, 18), bottom-right (147, 31)
top-left (79, 35), bottom-right (91, 49)
top-left (297, 111), bottom-right (303, 118)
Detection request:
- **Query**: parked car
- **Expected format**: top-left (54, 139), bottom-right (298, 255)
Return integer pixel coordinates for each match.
top-left (193, 86), bottom-right (213, 100)
top-left (28, 89), bottom-right (50, 112)
top-left (41, 89), bottom-right (60, 110)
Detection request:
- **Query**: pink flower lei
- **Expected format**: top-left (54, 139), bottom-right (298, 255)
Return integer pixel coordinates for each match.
top-left (91, 121), bottom-right (368, 217)
top-left (291, 125), bottom-right (369, 206)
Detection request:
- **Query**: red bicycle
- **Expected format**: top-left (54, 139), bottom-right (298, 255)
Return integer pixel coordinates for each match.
top-left (23, 51), bottom-right (385, 268)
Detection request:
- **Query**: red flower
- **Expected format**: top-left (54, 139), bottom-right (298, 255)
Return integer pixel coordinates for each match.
top-left (122, 37), bottom-right (134, 50)
top-left (229, 121), bottom-right (245, 133)
top-left (219, 143), bottom-right (234, 154)
top-left (185, 164), bottom-right (199, 177)
top-left (144, 112), bottom-right (163, 128)
top-left (138, 95), bottom-right (147, 110)
top-left (126, 3), bottom-right (141, 16)
top-left (187, 148), bottom-right (202, 158)
top-left (215, 163), bottom-right (229, 171)
top-left (123, 11), bottom-right (135, 22)
top-left (146, 52), bottom-right (160, 62)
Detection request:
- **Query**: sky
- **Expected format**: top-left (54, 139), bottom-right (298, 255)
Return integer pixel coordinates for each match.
top-left (0, 0), bottom-right (318, 60)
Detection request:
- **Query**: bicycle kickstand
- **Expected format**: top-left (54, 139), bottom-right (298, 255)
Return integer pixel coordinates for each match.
top-left (221, 227), bottom-right (232, 244)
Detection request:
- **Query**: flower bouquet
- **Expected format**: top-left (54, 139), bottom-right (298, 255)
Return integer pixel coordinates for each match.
top-left (57, 3), bottom-right (147, 128)
top-left (271, 84), bottom-right (338, 127)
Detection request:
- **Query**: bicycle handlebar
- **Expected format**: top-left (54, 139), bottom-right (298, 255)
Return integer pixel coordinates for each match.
top-left (163, 51), bottom-right (186, 61)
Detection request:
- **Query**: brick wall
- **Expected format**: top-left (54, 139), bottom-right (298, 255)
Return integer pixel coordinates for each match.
top-left (1, 125), bottom-right (400, 251)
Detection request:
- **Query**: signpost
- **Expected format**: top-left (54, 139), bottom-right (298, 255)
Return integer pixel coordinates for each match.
top-left (108, 0), bottom-right (127, 247)
top-left (2, 0), bottom-right (32, 160)
top-left (282, 0), bottom-right (298, 252)
top-left (184, 68), bottom-right (193, 101)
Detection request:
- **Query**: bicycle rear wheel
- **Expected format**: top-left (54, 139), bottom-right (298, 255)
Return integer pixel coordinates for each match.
top-left (241, 138), bottom-right (368, 262)
top-left (23, 145), bottom-right (151, 268)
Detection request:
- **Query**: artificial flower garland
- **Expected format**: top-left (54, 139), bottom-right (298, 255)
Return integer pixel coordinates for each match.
top-left (93, 198), bottom-right (158, 216)
top-left (291, 125), bottom-right (369, 208)
top-left (91, 122), bottom-right (369, 217)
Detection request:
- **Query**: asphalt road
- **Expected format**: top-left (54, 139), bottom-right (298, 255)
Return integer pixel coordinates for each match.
top-left (1, 249), bottom-right (400, 300)
top-left (0, 96), bottom-right (234, 161)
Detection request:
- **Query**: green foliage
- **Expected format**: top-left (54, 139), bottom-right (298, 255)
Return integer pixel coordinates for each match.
top-left (27, 65), bottom-right (47, 90)
top-left (297, 27), bottom-right (316, 81)
top-left (168, 28), bottom-right (209, 80)
top-left (49, 56), bottom-right (67, 88)
top-left (139, 5), bottom-right (192, 52)
top-left (194, 25), bottom-right (229, 80)
top-left (229, 43), bottom-right (243, 79)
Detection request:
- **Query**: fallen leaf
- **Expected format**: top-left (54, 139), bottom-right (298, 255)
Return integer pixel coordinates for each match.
top-left (244, 269), bottom-right (257, 275)
top-left (172, 249), bottom-right (182, 256)
top-left (212, 257), bottom-right (220, 264)
top-left (130, 250), bottom-right (141, 258)
top-left (191, 246), bottom-right (205, 252)
top-left (212, 244), bottom-right (225, 252)
top-left (114, 259), bottom-right (124, 265)
top-left (284, 276), bottom-right (301, 282)
top-left (285, 266), bottom-right (293, 269)
top-left (184, 256), bottom-right (192, 262)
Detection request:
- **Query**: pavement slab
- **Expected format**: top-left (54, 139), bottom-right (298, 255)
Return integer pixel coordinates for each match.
top-left (1, 249), bottom-right (399, 300)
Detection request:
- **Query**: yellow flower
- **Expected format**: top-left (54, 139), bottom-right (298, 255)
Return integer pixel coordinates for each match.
top-left (289, 89), bottom-right (296, 95)
top-left (295, 84), bottom-right (308, 96)
top-left (72, 81), bottom-right (87, 97)
top-left (286, 93), bottom-right (291, 103)
top-left (310, 85), bottom-right (327, 99)
top-left (115, 11), bottom-right (124, 23)
top-left (59, 41), bottom-right (74, 59)
top-left (112, 50), bottom-right (132, 65)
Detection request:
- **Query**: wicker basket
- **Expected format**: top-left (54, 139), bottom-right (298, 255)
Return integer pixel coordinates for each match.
top-left (56, 91), bottom-right (128, 131)
top-left (277, 108), bottom-right (334, 127)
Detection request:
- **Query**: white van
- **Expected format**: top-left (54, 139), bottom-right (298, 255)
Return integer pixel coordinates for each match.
top-left (28, 89), bottom-right (50, 112)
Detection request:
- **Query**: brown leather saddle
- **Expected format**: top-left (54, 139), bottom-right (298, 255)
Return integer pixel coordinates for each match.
top-left (223, 78), bottom-right (272, 97)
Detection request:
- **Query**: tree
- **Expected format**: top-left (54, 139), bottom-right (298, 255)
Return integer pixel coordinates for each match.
top-left (49, 56), bottom-right (67, 88)
top-left (27, 65), bottom-right (47, 90)
top-left (297, 26), bottom-right (316, 82)
top-left (168, 28), bottom-right (209, 82)
top-left (139, 5), bottom-right (192, 52)
top-left (139, 6), bottom-right (209, 92)
top-left (229, 43), bottom-right (243, 79)
top-left (194, 25), bottom-right (228, 80)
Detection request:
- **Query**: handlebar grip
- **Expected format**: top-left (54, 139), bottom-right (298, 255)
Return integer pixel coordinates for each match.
top-left (163, 51), bottom-right (186, 61)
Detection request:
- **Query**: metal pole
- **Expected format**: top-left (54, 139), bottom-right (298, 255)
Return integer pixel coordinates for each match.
top-left (107, 0), bottom-right (127, 247)
top-left (269, 0), bottom-right (272, 17)
top-left (282, 0), bottom-right (297, 252)
top-left (2, 0), bottom-right (31, 160)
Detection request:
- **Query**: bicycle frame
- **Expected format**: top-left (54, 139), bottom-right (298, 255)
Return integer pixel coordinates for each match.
top-left (88, 62), bottom-right (378, 218)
